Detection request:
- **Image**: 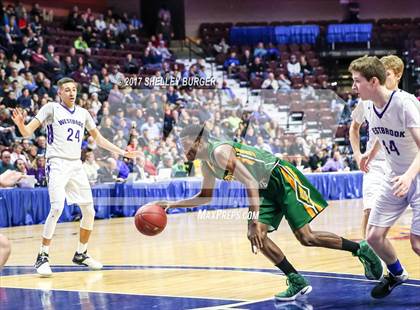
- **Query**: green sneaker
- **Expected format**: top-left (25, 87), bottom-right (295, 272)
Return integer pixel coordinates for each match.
top-left (354, 240), bottom-right (383, 280)
top-left (275, 273), bottom-right (312, 301)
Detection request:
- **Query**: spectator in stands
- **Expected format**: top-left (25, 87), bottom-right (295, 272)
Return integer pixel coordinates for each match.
top-left (123, 53), bottom-right (140, 74)
top-left (223, 51), bottom-right (240, 76)
top-left (321, 150), bottom-right (345, 172)
top-left (213, 38), bottom-right (230, 55)
top-left (108, 65), bottom-right (124, 86)
top-left (97, 158), bottom-right (122, 183)
top-left (249, 57), bottom-right (266, 80)
top-left (10, 142), bottom-right (27, 165)
top-left (301, 79), bottom-right (316, 100)
top-left (255, 135), bottom-right (272, 153)
top-left (141, 116), bottom-right (161, 141)
top-left (74, 36), bottom-right (89, 53)
top-left (278, 73), bottom-right (292, 91)
top-left (35, 136), bottom-right (46, 155)
top-left (240, 48), bottom-right (254, 70)
top-left (266, 42), bottom-right (280, 61)
top-left (308, 147), bottom-right (326, 172)
top-left (130, 14), bottom-right (142, 30)
top-left (14, 158), bottom-right (27, 174)
top-left (0, 149), bottom-right (14, 174)
top-left (130, 154), bottom-right (148, 180)
top-left (300, 55), bottom-right (313, 75)
top-left (27, 155), bottom-right (46, 186)
top-left (253, 42), bottom-right (267, 59)
top-left (83, 151), bottom-right (100, 185)
top-left (156, 41), bottom-right (172, 61)
top-left (287, 54), bottom-right (302, 77)
top-left (261, 72), bottom-right (279, 91)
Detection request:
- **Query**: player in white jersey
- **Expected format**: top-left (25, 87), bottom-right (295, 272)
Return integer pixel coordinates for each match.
top-left (349, 55), bottom-right (404, 238)
top-left (12, 78), bottom-right (141, 277)
top-left (349, 56), bottom-right (420, 299)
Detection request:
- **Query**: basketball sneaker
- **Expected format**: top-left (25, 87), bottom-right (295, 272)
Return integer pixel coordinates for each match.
top-left (35, 252), bottom-right (52, 277)
top-left (371, 269), bottom-right (409, 299)
top-left (354, 240), bottom-right (383, 280)
top-left (275, 273), bottom-right (312, 301)
top-left (72, 251), bottom-right (103, 270)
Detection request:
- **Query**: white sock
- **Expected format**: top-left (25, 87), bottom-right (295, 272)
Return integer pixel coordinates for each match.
top-left (77, 242), bottom-right (88, 254)
top-left (40, 245), bottom-right (49, 254)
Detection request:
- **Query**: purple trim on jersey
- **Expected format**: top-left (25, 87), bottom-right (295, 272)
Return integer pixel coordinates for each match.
top-left (47, 124), bottom-right (53, 144)
top-left (59, 103), bottom-right (76, 114)
top-left (373, 90), bottom-right (396, 119)
top-left (45, 158), bottom-right (50, 183)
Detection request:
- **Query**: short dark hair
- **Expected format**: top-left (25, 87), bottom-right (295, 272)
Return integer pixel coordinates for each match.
top-left (180, 125), bottom-right (209, 142)
top-left (57, 77), bottom-right (76, 88)
top-left (348, 56), bottom-right (386, 85)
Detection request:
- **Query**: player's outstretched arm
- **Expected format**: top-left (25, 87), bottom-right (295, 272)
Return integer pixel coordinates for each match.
top-left (155, 163), bottom-right (216, 209)
top-left (392, 127), bottom-right (420, 197)
top-left (11, 108), bottom-right (41, 137)
top-left (88, 128), bottom-right (142, 159)
top-left (212, 144), bottom-right (264, 254)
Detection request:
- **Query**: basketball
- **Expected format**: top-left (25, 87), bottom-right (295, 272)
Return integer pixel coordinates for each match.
top-left (134, 204), bottom-right (167, 236)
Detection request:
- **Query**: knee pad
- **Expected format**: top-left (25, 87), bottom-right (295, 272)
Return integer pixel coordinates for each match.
top-left (79, 203), bottom-right (95, 230)
top-left (42, 201), bottom-right (64, 239)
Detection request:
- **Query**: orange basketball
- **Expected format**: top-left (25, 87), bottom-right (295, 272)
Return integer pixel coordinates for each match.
top-left (134, 204), bottom-right (167, 236)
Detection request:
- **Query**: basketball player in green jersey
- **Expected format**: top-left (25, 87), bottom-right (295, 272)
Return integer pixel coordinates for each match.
top-left (153, 125), bottom-right (383, 301)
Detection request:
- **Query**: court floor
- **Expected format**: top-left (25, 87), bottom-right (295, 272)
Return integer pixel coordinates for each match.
top-left (1, 199), bottom-right (419, 309)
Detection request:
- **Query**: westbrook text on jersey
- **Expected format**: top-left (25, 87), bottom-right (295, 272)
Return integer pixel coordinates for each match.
top-left (57, 119), bottom-right (84, 128)
top-left (371, 127), bottom-right (405, 138)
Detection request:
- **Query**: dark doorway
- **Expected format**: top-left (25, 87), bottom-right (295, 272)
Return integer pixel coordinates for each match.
top-left (140, 0), bottom-right (185, 40)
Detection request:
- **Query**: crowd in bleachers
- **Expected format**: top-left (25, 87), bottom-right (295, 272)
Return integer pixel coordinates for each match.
top-left (0, 2), bottom-right (365, 189)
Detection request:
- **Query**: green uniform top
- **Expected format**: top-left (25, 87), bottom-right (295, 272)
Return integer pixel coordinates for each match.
top-left (203, 139), bottom-right (278, 188)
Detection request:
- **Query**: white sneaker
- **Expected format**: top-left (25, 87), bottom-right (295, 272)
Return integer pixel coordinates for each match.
top-left (35, 252), bottom-right (52, 277)
top-left (72, 251), bottom-right (103, 270)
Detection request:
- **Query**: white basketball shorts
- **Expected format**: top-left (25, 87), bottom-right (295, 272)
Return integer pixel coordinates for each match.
top-left (368, 173), bottom-right (420, 236)
top-left (362, 159), bottom-right (389, 210)
top-left (46, 157), bottom-right (93, 205)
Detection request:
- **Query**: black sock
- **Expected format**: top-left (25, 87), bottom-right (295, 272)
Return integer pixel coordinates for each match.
top-left (275, 257), bottom-right (298, 275)
top-left (341, 238), bottom-right (360, 254)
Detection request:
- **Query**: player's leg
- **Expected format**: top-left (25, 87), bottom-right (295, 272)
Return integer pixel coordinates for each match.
top-left (0, 233), bottom-right (11, 267)
top-left (366, 176), bottom-right (412, 298)
top-left (361, 160), bottom-right (386, 238)
top-left (293, 224), bottom-right (382, 280)
top-left (257, 193), bottom-right (311, 301)
top-left (35, 159), bottom-right (68, 276)
top-left (361, 209), bottom-right (371, 238)
top-left (66, 161), bottom-right (102, 270)
top-left (275, 162), bottom-right (382, 280)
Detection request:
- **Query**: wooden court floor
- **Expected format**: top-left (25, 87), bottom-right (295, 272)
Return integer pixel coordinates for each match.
top-left (1, 199), bottom-right (419, 309)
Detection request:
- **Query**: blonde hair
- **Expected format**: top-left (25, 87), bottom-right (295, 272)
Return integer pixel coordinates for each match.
top-left (348, 55), bottom-right (386, 85)
top-left (380, 55), bottom-right (404, 78)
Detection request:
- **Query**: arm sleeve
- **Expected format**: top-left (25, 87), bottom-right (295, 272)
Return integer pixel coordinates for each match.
top-left (404, 96), bottom-right (420, 128)
top-left (34, 102), bottom-right (53, 123)
top-left (351, 100), bottom-right (365, 124)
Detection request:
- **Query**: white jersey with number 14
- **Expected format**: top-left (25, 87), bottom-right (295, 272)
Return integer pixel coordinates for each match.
top-left (364, 90), bottom-right (420, 175)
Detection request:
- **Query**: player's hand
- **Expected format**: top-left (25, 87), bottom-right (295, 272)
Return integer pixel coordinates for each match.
top-left (123, 150), bottom-right (144, 159)
top-left (247, 221), bottom-right (266, 254)
top-left (11, 108), bottom-right (24, 126)
top-left (0, 170), bottom-right (24, 187)
top-left (391, 174), bottom-right (413, 197)
top-left (359, 153), bottom-right (371, 173)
